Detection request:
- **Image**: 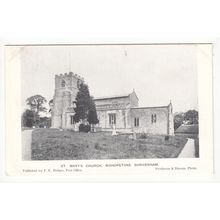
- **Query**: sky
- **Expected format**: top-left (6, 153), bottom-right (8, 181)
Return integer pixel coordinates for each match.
top-left (19, 44), bottom-right (198, 113)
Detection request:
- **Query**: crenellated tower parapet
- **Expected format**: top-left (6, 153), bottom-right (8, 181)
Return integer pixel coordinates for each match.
top-left (55, 72), bottom-right (84, 91)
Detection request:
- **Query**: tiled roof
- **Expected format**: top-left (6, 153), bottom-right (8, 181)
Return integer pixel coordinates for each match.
top-left (94, 90), bottom-right (139, 101)
top-left (94, 93), bottom-right (130, 101)
top-left (131, 105), bottom-right (168, 109)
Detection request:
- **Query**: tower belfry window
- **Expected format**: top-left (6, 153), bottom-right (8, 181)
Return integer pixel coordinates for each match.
top-left (61, 79), bottom-right (66, 87)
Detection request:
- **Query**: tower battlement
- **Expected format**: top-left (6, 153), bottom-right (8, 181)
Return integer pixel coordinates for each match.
top-left (55, 72), bottom-right (84, 82)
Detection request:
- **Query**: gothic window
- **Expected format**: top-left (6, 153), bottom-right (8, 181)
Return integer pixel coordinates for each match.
top-left (134, 117), bottom-right (139, 127)
top-left (61, 79), bottom-right (66, 87)
top-left (70, 116), bottom-right (75, 124)
top-left (109, 113), bottom-right (116, 125)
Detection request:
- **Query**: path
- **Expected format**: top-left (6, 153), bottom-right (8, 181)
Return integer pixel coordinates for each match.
top-left (22, 129), bottom-right (33, 160)
top-left (178, 138), bottom-right (195, 158)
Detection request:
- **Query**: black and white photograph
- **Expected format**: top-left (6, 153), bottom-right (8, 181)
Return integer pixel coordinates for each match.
top-left (17, 44), bottom-right (200, 161)
top-left (1, 3), bottom-right (219, 220)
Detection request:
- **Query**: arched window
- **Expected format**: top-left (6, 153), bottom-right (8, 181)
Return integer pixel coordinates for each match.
top-left (70, 115), bottom-right (75, 124)
top-left (134, 117), bottom-right (139, 127)
top-left (61, 79), bottom-right (66, 87)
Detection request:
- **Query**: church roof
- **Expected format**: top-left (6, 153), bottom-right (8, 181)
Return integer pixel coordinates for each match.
top-left (94, 91), bottom-right (137, 101)
top-left (131, 105), bottom-right (168, 109)
top-left (94, 94), bottom-right (129, 101)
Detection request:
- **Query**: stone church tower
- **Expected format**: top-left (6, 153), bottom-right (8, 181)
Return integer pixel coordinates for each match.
top-left (51, 72), bottom-right (84, 129)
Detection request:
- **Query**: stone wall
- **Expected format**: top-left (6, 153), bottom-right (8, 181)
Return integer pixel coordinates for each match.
top-left (96, 108), bottom-right (130, 131)
top-left (94, 93), bottom-right (174, 135)
top-left (94, 91), bottom-right (139, 132)
top-left (130, 107), bottom-right (169, 134)
top-left (94, 91), bottom-right (139, 110)
top-left (95, 96), bottom-right (130, 109)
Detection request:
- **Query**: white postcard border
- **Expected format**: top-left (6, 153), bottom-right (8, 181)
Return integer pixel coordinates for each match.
top-left (0, 40), bottom-right (216, 182)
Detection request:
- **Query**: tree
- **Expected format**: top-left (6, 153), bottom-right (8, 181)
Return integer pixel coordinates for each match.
top-left (73, 83), bottom-right (91, 123)
top-left (49, 99), bottom-right (53, 107)
top-left (22, 109), bottom-right (36, 127)
top-left (26, 95), bottom-right (47, 116)
top-left (88, 97), bottom-right (99, 125)
top-left (24, 95), bottom-right (47, 126)
top-left (73, 83), bottom-right (99, 129)
top-left (174, 112), bottom-right (184, 130)
top-left (174, 110), bottom-right (199, 130)
top-left (184, 110), bottom-right (198, 124)
top-left (48, 99), bottom-right (53, 114)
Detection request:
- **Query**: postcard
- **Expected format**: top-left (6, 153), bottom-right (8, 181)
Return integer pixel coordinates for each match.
top-left (2, 42), bottom-right (214, 181)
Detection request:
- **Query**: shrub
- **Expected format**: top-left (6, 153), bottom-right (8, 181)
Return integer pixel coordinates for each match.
top-left (165, 135), bottom-right (170, 141)
top-left (139, 133), bottom-right (148, 139)
top-left (94, 142), bottom-right (100, 150)
top-left (22, 109), bottom-right (35, 128)
top-left (79, 124), bottom-right (91, 132)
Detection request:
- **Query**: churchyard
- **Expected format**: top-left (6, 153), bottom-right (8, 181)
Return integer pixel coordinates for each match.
top-left (31, 129), bottom-right (187, 160)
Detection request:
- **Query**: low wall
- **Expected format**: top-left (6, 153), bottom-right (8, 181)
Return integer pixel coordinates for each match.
top-left (175, 133), bottom-right (198, 139)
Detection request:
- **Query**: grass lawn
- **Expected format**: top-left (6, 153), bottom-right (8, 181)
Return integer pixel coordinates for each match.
top-left (31, 129), bottom-right (188, 160)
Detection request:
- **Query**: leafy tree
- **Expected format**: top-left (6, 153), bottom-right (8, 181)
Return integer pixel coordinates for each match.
top-left (184, 110), bottom-right (198, 124)
top-left (73, 83), bottom-right (91, 123)
top-left (48, 99), bottom-right (53, 114)
top-left (74, 83), bottom-right (99, 127)
top-left (49, 99), bottom-right (53, 106)
top-left (88, 97), bottom-right (99, 125)
top-left (174, 112), bottom-right (184, 130)
top-left (174, 110), bottom-right (199, 130)
top-left (26, 95), bottom-right (47, 126)
top-left (26, 95), bottom-right (47, 116)
top-left (22, 109), bottom-right (36, 127)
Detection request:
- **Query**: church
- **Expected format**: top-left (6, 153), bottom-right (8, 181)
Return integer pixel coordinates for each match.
top-left (51, 72), bottom-right (174, 135)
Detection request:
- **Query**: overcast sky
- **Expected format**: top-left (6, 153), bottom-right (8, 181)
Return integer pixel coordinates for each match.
top-left (19, 44), bottom-right (198, 113)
